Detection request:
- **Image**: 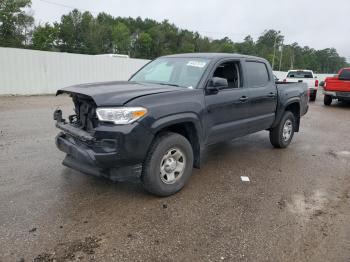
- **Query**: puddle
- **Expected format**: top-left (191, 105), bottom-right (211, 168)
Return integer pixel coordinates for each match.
top-left (327, 150), bottom-right (350, 160)
top-left (287, 190), bottom-right (328, 222)
top-left (338, 151), bottom-right (350, 157)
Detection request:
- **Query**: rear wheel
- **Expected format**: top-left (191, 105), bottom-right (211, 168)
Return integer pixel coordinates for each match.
top-left (309, 91), bottom-right (317, 101)
top-left (324, 95), bottom-right (332, 106)
top-left (141, 132), bottom-right (193, 197)
top-left (269, 111), bottom-right (296, 148)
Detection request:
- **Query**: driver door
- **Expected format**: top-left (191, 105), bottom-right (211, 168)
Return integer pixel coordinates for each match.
top-left (204, 60), bottom-right (251, 145)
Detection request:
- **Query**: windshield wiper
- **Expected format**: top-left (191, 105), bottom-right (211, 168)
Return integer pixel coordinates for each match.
top-left (155, 82), bottom-right (184, 88)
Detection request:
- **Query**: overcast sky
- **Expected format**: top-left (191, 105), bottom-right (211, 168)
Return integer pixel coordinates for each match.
top-left (31, 0), bottom-right (350, 61)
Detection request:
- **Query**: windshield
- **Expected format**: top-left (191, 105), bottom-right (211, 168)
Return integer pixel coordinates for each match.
top-left (130, 57), bottom-right (211, 88)
top-left (287, 71), bottom-right (313, 78)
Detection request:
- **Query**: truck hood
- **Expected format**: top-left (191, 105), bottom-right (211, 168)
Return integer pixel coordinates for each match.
top-left (56, 81), bottom-right (181, 106)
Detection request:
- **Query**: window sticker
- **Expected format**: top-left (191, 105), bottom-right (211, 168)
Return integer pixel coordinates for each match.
top-left (187, 61), bottom-right (207, 68)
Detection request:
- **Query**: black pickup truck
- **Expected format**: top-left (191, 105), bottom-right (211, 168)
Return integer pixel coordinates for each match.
top-left (54, 53), bottom-right (308, 196)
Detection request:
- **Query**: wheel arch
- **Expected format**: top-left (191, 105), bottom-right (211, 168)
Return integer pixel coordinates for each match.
top-left (150, 113), bottom-right (203, 168)
top-left (273, 98), bottom-right (301, 132)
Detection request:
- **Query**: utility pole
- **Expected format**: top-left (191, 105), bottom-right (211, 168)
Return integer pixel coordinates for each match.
top-left (272, 37), bottom-right (277, 70)
top-left (271, 31), bottom-right (280, 70)
top-left (278, 41), bottom-right (284, 71)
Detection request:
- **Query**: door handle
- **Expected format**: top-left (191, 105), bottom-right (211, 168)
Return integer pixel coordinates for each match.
top-left (239, 96), bottom-right (248, 102)
top-left (268, 92), bottom-right (276, 97)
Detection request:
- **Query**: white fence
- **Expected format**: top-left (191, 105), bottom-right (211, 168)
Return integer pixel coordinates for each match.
top-left (0, 47), bottom-right (149, 95)
top-left (0, 47), bottom-right (335, 95)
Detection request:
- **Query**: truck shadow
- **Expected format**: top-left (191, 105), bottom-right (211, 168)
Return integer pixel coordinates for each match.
top-left (332, 101), bottom-right (350, 109)
top-left (58, 132), bottom-right (270, 198)
top-left (60, 167), bottom-right (148, 197)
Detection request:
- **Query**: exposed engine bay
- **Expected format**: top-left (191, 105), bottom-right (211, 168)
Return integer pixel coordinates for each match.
top-left (70, 95), bottom-right (98, 131)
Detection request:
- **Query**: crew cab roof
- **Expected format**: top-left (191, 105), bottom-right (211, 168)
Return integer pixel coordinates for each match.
top-left (162, 53), bottom-right (268, 62)
top-left (287, 69), bottom-right (314, 73)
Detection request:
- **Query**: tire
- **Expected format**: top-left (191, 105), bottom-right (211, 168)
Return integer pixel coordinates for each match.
top-left (141, 132), bottom-right (194, 197)
top-left (309, 91), bottom-right (317, 101)
top-left (269, 111), bottom-right (296, 148)
top-left (324, 95), bottom-right (332, 106)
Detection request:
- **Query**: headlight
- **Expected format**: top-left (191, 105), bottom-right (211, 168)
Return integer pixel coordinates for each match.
top-left (96, 107), bottom-right (147, 124)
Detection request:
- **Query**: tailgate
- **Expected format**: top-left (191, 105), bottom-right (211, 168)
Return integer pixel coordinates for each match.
top-left (325, 79), bottom-right (350, 92)
top-left (286, 78), bottom-right (315, 88)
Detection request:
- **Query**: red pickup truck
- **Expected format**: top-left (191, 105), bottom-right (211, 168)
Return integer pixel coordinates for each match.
top-left (322, 67), bottom-right (350, 105)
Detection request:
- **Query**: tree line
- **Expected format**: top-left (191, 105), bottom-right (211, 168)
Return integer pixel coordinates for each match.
top-left (0, 0), bottom-right (348, 73)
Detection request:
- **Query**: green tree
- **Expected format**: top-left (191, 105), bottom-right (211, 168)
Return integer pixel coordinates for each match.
top-left (210, 37), bottom-right (236, 53)
top-left (235, 35), bottom-right (255, 55)
top-left (147, 25), bottom-right (164, 58)
top-left (0, 0), bottom-right (34, 47)
top-left (194, 33), bottom-right (211, 53)
top-left (58, 9), bottom-right (98, 54)
top-left (32, 23), bottom-right (58, 51)
top-left (58, 9), bottom-right (83, 53)
top-left (177, 30), bottom-right (195, 53)
top-left (95, 13), bottom-right (114, 53)
top-left (134, 32), bottom-right (152, 58)
top-left (256, 30), bottom-right (284, 68)
top-left (112, 22), bottom-right (130, 54)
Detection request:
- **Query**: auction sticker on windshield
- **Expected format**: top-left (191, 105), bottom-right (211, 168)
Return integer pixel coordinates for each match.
top-left (187, 61), bottom-right (207, 68)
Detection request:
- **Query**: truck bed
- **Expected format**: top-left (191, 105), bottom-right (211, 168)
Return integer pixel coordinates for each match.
top-left (276, 82), bottom-right (309, 116)
top-left (324, 77), bottom-right (350, 92)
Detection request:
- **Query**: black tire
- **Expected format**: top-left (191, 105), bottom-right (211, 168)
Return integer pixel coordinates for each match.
top-left (141, 132), bottom-right (194, 197)
top-left (309, 91), bottom-right (317, 101)
top-left (324, 95), bottom-right (332, 106)
top-left (269, 111), bottom-right (296, 148)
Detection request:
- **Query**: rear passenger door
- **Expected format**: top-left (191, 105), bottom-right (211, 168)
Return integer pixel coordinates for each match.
top-left (244, 60), bottom-right (277, 132)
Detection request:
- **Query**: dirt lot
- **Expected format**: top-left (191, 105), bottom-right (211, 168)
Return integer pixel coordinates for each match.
top-left (0, 95), bottom-right (349, 262)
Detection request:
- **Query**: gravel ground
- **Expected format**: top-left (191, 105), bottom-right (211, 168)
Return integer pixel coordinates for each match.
top-left (0, 94), bottom-right (349, 262)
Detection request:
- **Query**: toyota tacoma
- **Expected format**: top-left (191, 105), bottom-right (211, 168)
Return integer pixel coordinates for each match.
top-left (54, 53), bottom-right (309, 196)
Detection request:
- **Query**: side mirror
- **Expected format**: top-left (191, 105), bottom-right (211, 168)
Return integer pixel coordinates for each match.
top-left (211, 77), bottom-right (229, 88)
top-left (207, 77), bottom-right (228, 94)
top-left (315, 76), bottom-right (318, 79)
top-left (319, 81), bottom-right (324, 87)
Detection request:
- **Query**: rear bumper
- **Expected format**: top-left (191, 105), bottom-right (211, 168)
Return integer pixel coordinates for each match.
top-left (323, 90), bottom-right (350, 100)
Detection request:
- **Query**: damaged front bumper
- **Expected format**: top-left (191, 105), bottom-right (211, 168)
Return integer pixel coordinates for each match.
top-left (54, 109), bottom-right (153, 182)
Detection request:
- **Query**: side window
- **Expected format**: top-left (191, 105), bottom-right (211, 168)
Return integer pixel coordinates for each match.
top-left (212, 61), bottom-right (242, 89)
top-left (339, 69), bottom-right (350, 81)
top-left (246, 61), bottom-right (270, 87)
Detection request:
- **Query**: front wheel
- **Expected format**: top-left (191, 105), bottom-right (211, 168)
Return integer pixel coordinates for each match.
top-left (141, 132), bottom-right (194, 197)
top-left (269, 111), bottom-right (296, 148)
top-left (324, 95), bottom-right (332, 106)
